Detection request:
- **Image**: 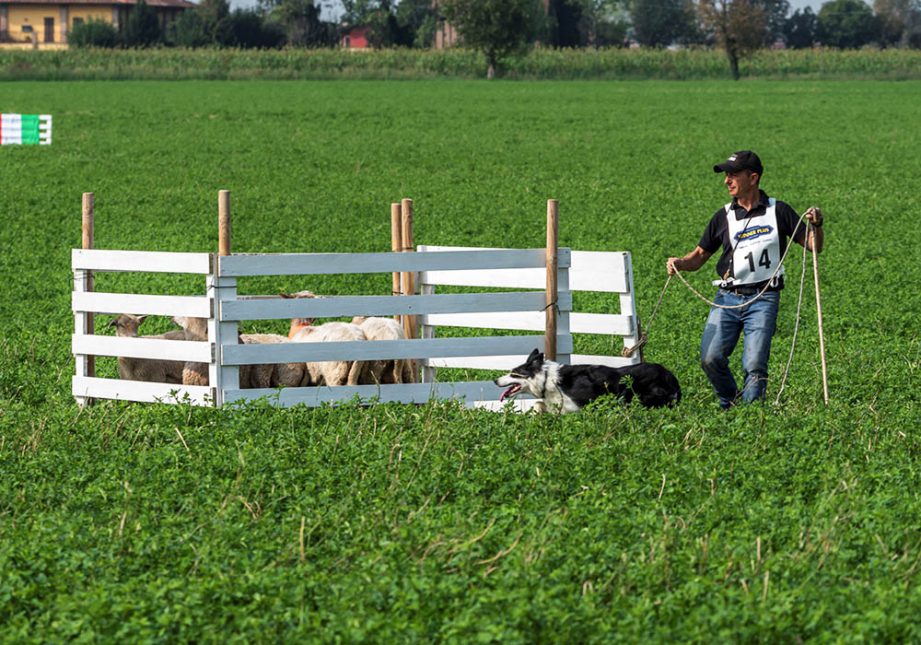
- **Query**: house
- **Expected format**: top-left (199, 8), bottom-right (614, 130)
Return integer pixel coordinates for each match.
top-left (339, 23), bottom-right (370, 49)
top-left (0, 0), bottom-right (194, 47)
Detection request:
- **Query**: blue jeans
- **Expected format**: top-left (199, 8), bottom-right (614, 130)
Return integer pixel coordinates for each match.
top-left (700, 289), bottom-right (780, 409)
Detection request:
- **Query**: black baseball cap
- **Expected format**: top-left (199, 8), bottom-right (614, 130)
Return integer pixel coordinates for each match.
top-left (713, 150), bottom-right (763, 175)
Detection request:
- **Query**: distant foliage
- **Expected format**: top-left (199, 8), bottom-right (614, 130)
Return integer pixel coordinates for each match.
top-left (818, 0), bottom-right (879, 48)
top-left (123, 0), bottom-right (163, 47)
top-left (874, 0), bottom-right (921, 48)
top-left (395, 0), bottom-right (438, 47)
top-left (752, 0), bottom-right (791, 43)
top-left (67, 18), bottom-right (118, 48)
top-left (630, 0), bottom-right (698, 47)
top-left (268, 0), bottom-right (331, 47)
top-left (2, 47), bottom-right (921, 81)
top-left (577, 0), bottom-right (631, 47)
top-left (442, 0), bottom-right (542, 78)
top-left (169, 0), bottom-right (235, 47)
top-left (229, 9), bottom-right (286, 48)
top-left (784, 7), bottom-right (819, 48)
top-left (699, 0), bottom-right (770, 79)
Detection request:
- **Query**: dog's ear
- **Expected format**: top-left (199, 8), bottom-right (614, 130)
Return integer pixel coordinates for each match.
top-left (527, 348), bottom-right (543, 365)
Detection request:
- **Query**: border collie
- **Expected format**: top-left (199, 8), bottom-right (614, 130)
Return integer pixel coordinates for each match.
top-left (494, 349), bottom-right (681, 413)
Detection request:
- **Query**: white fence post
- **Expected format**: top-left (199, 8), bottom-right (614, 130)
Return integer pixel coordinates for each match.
top-left (421, 282), bottom-right (436, 383)
top-left (212, 190), bottom-right (239, 407)
top-left (556, 262), bottom-right (571, 365)
top-left (619, 253), bottom-right (642, 363)
top-left (73, 267), bottom-right (93, 408)
top-left (74, 193), bottom-right (94, 408)
top-left (208, 269), bottom-right (238, 407)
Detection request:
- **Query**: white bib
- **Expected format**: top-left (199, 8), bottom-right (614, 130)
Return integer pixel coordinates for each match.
top-left (724, 198), bottom-right (784, 287)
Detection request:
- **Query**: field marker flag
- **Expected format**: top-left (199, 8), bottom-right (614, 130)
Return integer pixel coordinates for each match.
top-left (1, 114), bottom-right (52, 145)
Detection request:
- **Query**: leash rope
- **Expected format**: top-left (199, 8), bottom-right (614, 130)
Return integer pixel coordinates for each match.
top-left (622, 274), bottom-right (672, 357)
top-left (774, 234), bottom-right (809, 405)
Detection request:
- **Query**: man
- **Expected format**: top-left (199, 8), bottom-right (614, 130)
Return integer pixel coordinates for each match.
top-left (666, 150), bottom-right (824, 408)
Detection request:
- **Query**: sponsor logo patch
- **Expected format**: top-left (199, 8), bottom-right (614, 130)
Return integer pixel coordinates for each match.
top-left (735, 225), bottom-right (773, 242)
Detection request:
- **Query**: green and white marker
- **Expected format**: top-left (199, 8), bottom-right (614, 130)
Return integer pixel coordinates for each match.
top-left (1, 114), bottom-right (52, 145)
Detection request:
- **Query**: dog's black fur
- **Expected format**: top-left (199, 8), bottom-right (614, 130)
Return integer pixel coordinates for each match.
top-left (494, 349), bottom-right (681, 412)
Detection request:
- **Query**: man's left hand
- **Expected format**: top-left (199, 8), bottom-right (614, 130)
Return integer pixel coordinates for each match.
top-left (805, 206), bottom-right (824, 227)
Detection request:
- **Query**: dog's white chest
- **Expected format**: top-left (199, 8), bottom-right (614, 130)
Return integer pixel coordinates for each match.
top-left (538, 367), bottom-right (581, 414)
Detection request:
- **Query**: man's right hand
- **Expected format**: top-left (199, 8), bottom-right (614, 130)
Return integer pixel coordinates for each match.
top-left (666, 257), bottom-right (681, 275)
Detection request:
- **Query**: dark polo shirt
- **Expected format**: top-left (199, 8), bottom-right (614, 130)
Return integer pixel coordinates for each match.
top-left (699, 189), bottom-right (807, 284)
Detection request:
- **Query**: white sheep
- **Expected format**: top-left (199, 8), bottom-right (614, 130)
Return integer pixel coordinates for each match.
top-left (351, 316), bottom-right (414, 384)
top-left (108, 314), bottom-right (185, 384)
top-left (290, 321), bottom-right (370, 386)
top-left (172, 317), bottom-right (306, 389)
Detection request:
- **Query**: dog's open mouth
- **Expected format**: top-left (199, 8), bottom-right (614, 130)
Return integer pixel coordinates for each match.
top-left (499, 384), bottom-right (522, 402)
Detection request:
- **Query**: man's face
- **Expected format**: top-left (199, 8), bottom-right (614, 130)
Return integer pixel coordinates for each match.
top-left (724, 170), bottom-right (757, 197)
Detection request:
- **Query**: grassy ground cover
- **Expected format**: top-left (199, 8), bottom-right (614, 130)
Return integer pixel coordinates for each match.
top-left (2, 47), bottom-right (921, 81)
top-left (1, 80), bottom-right (920, 641)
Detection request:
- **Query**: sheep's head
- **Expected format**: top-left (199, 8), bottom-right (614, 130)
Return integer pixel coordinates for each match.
top-left (281, 290), bottom-right (319, 336)
top-left (351, 316), bottom-right (367, 325)
top-left (280, 290), bottom-right (317, 300)
top-left (109, 314), bottom-right (147, 337)
top-left (172, 316), bottom-right (208, 339)
top-left (288, 318), bottom-right (315, 340)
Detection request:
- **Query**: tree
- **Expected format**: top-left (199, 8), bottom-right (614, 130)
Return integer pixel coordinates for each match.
top-left (395, 0), bottom-right (438, 47)
top-left (576, 0), bottom-right (630, 46)
top-left (874, 0), bottom-right (921, 47)
top-left (228, 9), bottom-right (285, 48)
top-left (630, 0), bottom-right (698, 47)
top-left (170, 10), bottom-right (209, 47)
top-left (168, 0), bottom-right (234, 46)
top-left (752, 0), bottom-right (789, 43)
top-left (817, 0), bottom-right (877, 48)
top-left (441, 0), bottom-right (541, 78)
top-left (545, 0), bottom-right (584, 47)
top-left (270, 0), bottom-right (325, 46)
top-left (783, 7), bottom-right (818, 48)
top-left (699, 0), bottom-right (768, 79)
top-left (68, 18), bottom-right (118, 47)
top-left (123, 0), bottom-right (162, 47)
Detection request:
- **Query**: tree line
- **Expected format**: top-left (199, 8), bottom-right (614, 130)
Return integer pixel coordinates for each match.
top-left (69, 0), bottom-right (921, 79)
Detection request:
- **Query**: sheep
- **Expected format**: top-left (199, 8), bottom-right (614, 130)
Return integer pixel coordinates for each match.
top-left (172, 317), bottom-right (306, 389)
top-left (351, 316), bottom-right (415, 384)
top-left (281, 290), bottom-right (375, 386)
top-left (280, 290), bottom-right (317, 340)
top-left (290, 321), bottom-right (371, 386)
top-left (108, 314), bottom-right (185, 384)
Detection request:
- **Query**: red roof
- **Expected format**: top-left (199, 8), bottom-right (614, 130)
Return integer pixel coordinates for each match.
top-left (0, 0), bottom-right (195, 7)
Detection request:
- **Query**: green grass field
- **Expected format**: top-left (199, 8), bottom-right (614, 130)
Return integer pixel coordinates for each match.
top-left (2, 80), bottom-right (921, 641)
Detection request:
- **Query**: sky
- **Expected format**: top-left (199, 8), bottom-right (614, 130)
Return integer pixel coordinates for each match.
top-left (226, 0), bottom-right (822, 21)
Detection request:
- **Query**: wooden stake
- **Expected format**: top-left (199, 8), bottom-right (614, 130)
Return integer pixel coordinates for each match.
top-left (391, 202), bottom-right (402, 322)
top-left (82, 192), bottom-right (95, 379)
top-left (401, 198), bottom-right (418, 382)
top-left (218, 190), bottom-right (232, 257)
top-left (811, 223), bottom-right (829, 405)
top-left (545, 199), bottom-right (559, 361)
top-left (400, 198), bottom-right (416, 341)
top-left (211, 190), bottom-right (238, 407)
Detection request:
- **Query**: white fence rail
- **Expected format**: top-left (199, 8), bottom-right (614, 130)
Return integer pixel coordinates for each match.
top-left (72, 245), bottom-right (639, 409)
top-left (419, 246), bottom-right (641, 374)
